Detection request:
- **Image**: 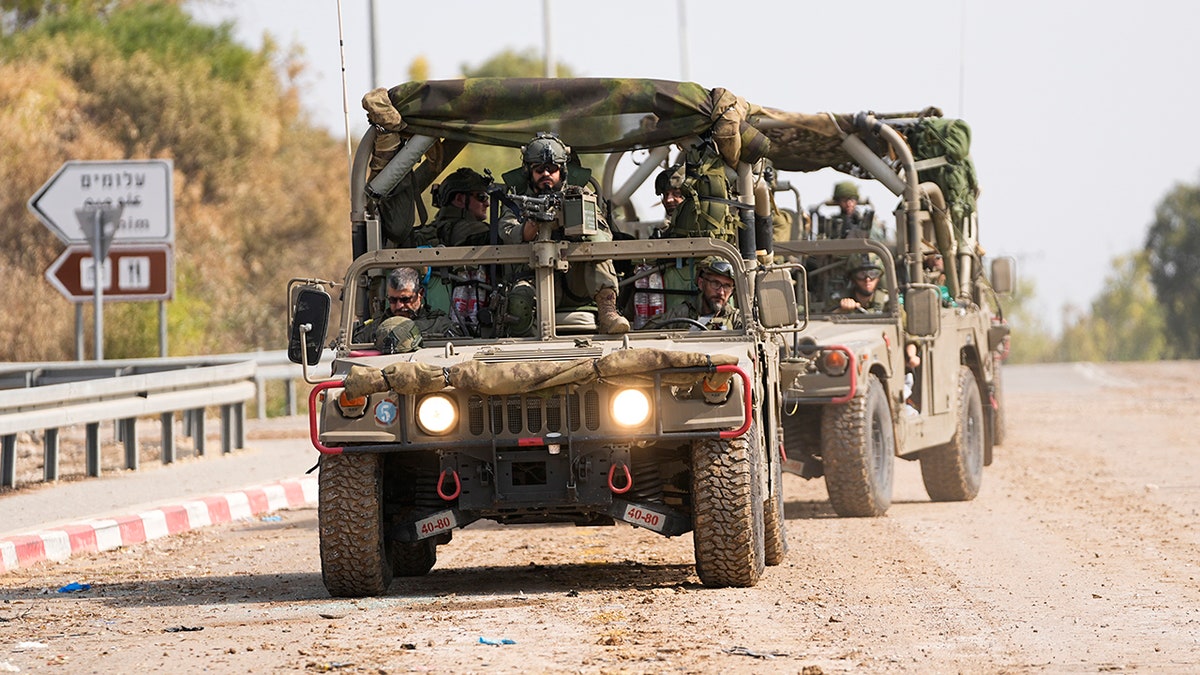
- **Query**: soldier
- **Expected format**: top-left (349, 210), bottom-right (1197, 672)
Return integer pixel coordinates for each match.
top-left (355, 267), bottom-right (462, 351)
top-left (500, 132), bottom-right (629, 334)
top-left (655, 167), bottom-right (686, 218)
top-left (828, 181), bottom-right (872, 239)
top-left (645, 257), bottom-right (742, 331)
top-left (828, 254), bottom-right (889, 314)
top-left (431, 167), bottom-right (492, 247)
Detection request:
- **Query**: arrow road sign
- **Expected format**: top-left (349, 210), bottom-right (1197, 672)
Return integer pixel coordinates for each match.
top-left (45, 244), bottom-right (174, 303)
top-left (28, 159), bottom-right (174, 245)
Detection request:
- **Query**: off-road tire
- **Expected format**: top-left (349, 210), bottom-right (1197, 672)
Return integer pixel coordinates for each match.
top-left (763, 425), bottom-right (788, 566)
top-left (389, 539), bottom-right (437, 577)
top-left (920, 366), bottom-right (985, 502)
top-left (691, 434), bottom-right (765, 587)
top-left (319, 453), bottom-right (393, 597)
top-left (820, 373), bottom-right (895, 517)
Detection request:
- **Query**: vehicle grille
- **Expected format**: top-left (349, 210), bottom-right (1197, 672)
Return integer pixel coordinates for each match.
top-left (467, 389), bottom-right (601, 437)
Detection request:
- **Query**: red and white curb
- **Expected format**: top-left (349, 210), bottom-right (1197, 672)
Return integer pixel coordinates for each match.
top-left (0, 476), bottom-right (317, 575)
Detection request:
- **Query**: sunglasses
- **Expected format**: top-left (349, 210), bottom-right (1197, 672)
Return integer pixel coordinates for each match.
top-left (470, 192), bottom-right (490, 202)
top-left (854, 269), bottom-right (882, 281)
top-left (531, 164), bottom-right (561, 175)
top-left (387, 293), bottom-right (419, 305)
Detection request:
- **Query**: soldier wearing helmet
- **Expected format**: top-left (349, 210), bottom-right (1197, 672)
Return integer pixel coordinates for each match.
top-left (431, 167), bottom-right (493, 247)
top-left (828, 253), bottom-right (889, 314)
top-left (499, 132), bottom-right (629, 334)
top-left (655, 166), bottom-right (685, 219)
top-left (825, 181), bottom-right (877, 239)
top-left (354, 267), bottom-right (462, 350)
top-left (645, 257), bottom-right (742, 331)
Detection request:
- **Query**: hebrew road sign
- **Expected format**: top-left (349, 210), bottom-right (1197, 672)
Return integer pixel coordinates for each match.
top-left (28, 159), bottom-right (174, 245)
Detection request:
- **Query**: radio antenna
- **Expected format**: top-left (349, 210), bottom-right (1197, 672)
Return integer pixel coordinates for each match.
top-left (335, 0), bottom-right (353, 174)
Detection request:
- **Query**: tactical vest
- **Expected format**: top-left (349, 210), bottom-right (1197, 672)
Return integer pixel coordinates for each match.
top-left (668, 142), bottom-right (740, 243)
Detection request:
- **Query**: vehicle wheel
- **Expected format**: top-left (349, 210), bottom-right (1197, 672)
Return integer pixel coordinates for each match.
top-left (991, 355), bottom-right (1006, 448)
top-left (920, 366), bottom-right (985, 501)
top-left (691, 433), bottom-right (765, 587)
top-left (763, 426), bottom-right (788, 566)
top-left (319, 453), bottom-right (393, 597)
top-left (820, 373), bottom-right (895, 517)
top-left (390, 539), bottom-right (437, 577)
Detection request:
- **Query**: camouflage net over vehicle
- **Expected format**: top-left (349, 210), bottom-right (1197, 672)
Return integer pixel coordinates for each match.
top-left (362, 78), bottom-right (928, 175)
top-left (342, 348), bottom-right (738, 398)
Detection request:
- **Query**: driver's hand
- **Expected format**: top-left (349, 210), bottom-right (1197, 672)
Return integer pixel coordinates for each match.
top-left (839, 298), bottom-right (859, 312)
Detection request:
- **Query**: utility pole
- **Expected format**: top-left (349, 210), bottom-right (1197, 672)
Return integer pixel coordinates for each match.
top-left (677, 0), bottom-right (690, 81)
top-left (542, 0), bottom-right (555, 77)
top-left (369, 0), bottom-right (380, 88)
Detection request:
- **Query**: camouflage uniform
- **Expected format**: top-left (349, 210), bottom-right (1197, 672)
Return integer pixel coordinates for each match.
top-left (646, 294), bottom-right (742, 331)
top-left (498, 133), bottom-right (626, 334)
top-left (432, 167), bottom-right (493, 247)
top-left (434, 204), bottom-right (490, 246)
top-left (355, 304), bottom-right (461, 349)
top-left (825, 287), bottom-right (889, 313)
top-left (499, 186), bottom-right (619, 303)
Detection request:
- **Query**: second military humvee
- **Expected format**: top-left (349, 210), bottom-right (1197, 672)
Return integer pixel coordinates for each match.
top-left (771, 111), bottom-right (1014, 517)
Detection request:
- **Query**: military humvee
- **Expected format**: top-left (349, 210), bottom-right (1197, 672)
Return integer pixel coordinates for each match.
top-left (288, 78), bottom-right (812, 597)
top-left (771, 111), bottom-right (1014, 517)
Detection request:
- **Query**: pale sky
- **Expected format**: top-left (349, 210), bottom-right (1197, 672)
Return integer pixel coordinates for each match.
top-left (190, 0), bottom-right (1200, 332)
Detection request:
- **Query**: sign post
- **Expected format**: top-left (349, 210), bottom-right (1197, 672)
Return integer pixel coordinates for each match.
top-left (29, 160), bottom-right (174, 360)
top-left (77, 205), bottom-right (122, 360)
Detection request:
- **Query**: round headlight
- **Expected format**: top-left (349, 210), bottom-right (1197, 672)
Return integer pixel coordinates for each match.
top-left (611, 388), bottom-right (652, 428)
top-left (416, 394), bottom-right (457, 435)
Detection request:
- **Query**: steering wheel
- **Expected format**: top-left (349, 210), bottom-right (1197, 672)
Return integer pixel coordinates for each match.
top-left (653, 317), bottom-right (709, 331)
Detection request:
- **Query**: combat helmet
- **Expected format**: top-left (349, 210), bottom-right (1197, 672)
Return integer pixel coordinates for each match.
top-left (697, 256), bottom-right (735, 281)
top-left (433, 167), bottom-right (492, 207)
top-left (654, 165), bottom-right (684, 195)
top-left (846, 253), bottom-right (883, 275)
top-left (521, 132), bottom-right (570, 174)
top-left (832, 181), bottom-right (859, 201)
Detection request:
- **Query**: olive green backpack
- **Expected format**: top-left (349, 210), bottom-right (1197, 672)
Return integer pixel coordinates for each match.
top-left (906, 117), bottom-right (979, 222)
top-left (667, 141), bottom-right (740, 243)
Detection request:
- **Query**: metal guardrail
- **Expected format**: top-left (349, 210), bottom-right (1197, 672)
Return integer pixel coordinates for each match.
top-left (0, 350), bottom-right (330, 488)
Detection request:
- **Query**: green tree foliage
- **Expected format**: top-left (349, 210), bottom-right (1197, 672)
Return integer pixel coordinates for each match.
top-left (1001, 277), bottom-right (1059, 364)
top-left (1058, 252), bottom-right (1166, 362)
top-left (460, 47), bottom-right (574, 79)
top-left (0, 2), bottom-right (348, 360)
top-left (1145, 180), bottom-right (1200, 358)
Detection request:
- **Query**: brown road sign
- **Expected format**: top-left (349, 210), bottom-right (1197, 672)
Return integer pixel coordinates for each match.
top-left (45, 244), bottom-right (174, 303)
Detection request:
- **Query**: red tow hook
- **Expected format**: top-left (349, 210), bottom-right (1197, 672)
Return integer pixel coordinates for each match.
top-left (608, 463), bottom-right (632, 494)
top-left (436, 469), bottom-right (461, 501)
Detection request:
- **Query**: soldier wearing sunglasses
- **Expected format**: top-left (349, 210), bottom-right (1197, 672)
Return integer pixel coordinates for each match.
top-left (354, 267), bottom-right (463, 352)
top-left (829, 254), bottom-right (888, 314)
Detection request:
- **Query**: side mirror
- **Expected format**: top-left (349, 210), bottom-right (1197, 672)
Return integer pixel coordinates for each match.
top-left (990, 256), bottom-right (1017, 295)
top-left (905, 286), bottom-right (941, 338)
top-left (288, 285), bottom-right (331, 365)
top-left (756, 268), bottom-right (800, 329)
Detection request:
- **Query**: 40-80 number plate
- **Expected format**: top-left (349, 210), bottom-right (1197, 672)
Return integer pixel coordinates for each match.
top-left (415, 511), bottom-right (457, 539)
top-left (621, 503), bottom-right (668, 532)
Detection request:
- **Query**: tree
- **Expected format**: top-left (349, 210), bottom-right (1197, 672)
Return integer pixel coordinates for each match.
top-left (998, 277), bottom-right (1059, 364)
top-left (1145, 180), bottom-right (1200, 358)
top-left (0, 1), bottom-right (347, 361)
top-left (1058, 252), bottom-right (1166, 362)
top-left (460, 47), bottom-right (574, 79)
